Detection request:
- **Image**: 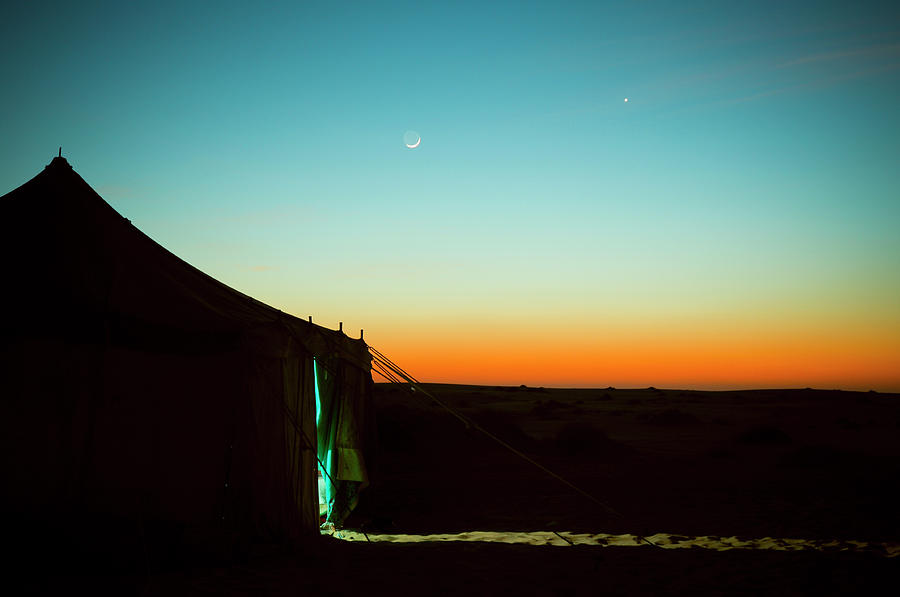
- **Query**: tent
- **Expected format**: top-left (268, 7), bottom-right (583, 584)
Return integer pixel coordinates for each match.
top-left (0, 156), bottom-right (375, 552)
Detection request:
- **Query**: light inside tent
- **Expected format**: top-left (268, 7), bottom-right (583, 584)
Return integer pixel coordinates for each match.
top-left (314, 358), bottom-right (327, 520)
top-left (314, 358), bottom-right (321, 425)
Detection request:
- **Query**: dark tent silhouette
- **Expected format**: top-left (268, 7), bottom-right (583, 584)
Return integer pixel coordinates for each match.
top-left (0, 156), bottom-right (375, 558)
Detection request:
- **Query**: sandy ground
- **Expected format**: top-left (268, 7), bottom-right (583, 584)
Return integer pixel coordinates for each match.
top-left (20, 384), bottom-right (900, 595)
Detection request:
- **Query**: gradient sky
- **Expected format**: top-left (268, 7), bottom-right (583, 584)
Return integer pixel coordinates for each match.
top-left (2, 1), bottom-right (899, 390)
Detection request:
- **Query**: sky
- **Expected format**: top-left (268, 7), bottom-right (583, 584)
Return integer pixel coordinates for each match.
top-left (2, 1), bottom-right (899, 391)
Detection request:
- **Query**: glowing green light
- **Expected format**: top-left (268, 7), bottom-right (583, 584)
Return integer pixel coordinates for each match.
top-left (314, 358), bottom-right (321, 426)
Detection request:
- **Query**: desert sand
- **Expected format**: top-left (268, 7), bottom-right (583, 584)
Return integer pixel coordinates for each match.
top-left (24, 384), bottom-right (900, 595)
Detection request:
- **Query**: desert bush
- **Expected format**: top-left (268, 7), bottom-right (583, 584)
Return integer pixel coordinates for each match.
top-left (530, 399), bottom-right (566, 418)
top-left (553, 422), bottom-right (629, 459)
top-left (736, 425), bottom-right (792, 445)
top-left (835, 416), bottom-right (861, 430)
top-left (778, 444), bottom-right (853, 469)
top-left (708, 446), bottom-right (737, 459)
top-left (376, 404), bottom-right (459, 452)
top-left (556, 422), bottom-right (606, 456)
top-left (638, 408), bottom-right (700, 425)
top-left (470, 409), bottom-right (536, 449)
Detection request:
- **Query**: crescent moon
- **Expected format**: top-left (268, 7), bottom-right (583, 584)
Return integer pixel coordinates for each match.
top-left (406, 137), bottom-right (421, 149)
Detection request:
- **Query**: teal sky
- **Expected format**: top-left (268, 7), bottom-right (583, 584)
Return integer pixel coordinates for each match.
top-left (2, 1), bottom-right (899, 389)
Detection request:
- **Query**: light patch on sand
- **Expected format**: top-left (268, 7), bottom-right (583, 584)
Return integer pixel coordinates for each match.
top-left (329, 530), bottom-right (899, 557)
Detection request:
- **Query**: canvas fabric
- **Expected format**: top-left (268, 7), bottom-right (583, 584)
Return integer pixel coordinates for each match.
top-left (0, 157), bottom-right (374, 544)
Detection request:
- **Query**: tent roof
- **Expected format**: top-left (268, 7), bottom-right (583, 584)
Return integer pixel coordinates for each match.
top-left (0, 156), bottom-right (368, 367)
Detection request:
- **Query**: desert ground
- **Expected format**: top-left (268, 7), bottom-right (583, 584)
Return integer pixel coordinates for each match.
top-left (24, 384), bottom-right (900, 595)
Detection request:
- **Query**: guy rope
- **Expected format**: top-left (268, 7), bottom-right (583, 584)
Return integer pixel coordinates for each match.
top-left (367, 346), bottom-right (638, 526)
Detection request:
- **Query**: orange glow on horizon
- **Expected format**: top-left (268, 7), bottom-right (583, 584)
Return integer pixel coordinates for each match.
top-left (366, 318), bottom-right (900, 392)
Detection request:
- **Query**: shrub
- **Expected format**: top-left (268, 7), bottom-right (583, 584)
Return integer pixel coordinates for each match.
top-left (470, 409), bottom-right (535, 449)
top-left (530, 399), bottom-right (566, 418)
top-left (736, 425), bottom-right (792, 445)
top-left (554, 422), bottom-right (629, 459)
top-left (778, 444), bottom-right (852, 468)
top-left (639, 408), bottom-right (699, 425)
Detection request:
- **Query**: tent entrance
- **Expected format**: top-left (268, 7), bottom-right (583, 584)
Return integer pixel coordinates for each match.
top-left (314, 359), bottom-right (328, 523)
top-left (313, 357), bottom-right (368, 528)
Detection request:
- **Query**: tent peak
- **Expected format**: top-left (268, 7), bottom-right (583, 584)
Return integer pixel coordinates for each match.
top-left (46, 155), bottom-right (72, 170)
